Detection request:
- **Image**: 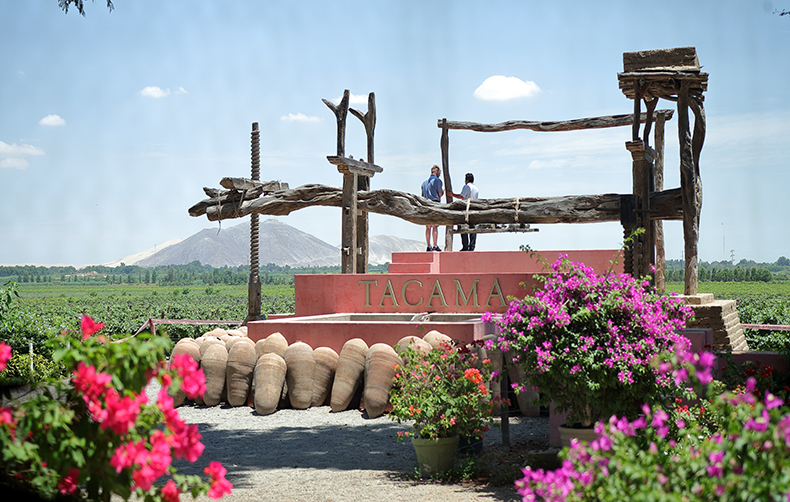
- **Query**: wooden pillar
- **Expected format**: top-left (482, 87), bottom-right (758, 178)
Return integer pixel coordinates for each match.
top-left (323, 90), bottom-right (356, 273)
top-left (440, 119), bottom-right (454, 251)
top-left (350, 93), bottom-right (376, 273)
top-left (626, 140), bottom-right (656, 280)
top-left (341, 172), bottom-right (358, 274)
top-left (678, 81), bottom-right (699, 295)
top-left (653, 111), bottom-right (667, 292)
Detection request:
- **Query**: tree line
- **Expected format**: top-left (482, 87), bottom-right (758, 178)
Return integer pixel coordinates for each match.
top-left (0, 261), bottom-right (390, 287)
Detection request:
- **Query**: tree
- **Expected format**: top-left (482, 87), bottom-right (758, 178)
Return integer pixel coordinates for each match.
top-left (777, 256), bottom-right (790, 266)
top-left (58, 0), bottom-right (114, 15)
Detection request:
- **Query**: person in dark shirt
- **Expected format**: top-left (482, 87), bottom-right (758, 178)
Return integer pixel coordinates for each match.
top-left (420, 165), bottom-right (444, 251)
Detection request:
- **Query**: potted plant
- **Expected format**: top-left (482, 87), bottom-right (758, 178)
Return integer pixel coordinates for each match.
top-left (389, 341), bottom-right (498, 475)
top-left (484, 255), bottom-right (693, 442)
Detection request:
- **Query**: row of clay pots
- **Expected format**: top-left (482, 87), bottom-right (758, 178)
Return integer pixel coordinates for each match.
top-left (168, 328), bottom-right (539, 418)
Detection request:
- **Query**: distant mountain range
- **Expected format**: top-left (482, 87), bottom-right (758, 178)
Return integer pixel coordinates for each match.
top-left (108, 219), bottom-right (425, 268)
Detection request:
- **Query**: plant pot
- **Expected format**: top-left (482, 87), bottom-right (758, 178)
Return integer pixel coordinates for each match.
top-left (558, 425), bottom-right (598, 448)
top-left (411, 435), bottom-right (459, 476)
top-left (457, 435), bottom-right (484, 456)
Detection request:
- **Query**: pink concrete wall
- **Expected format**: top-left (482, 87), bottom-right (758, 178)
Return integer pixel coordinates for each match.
top-left (294, 272), bottom-right (538, 317)
top-left (427, 249), bottom-right (624, 275)
top-left (295, 250), bottom-right (623, 317)
top-left (247, 317), bottom-right (496, 354)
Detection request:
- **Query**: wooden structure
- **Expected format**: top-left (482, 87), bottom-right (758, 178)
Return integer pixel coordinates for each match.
top-left (437, 111), bottom-right (674, 254)
top-left (189, 47), bottom-right (708, 295)
top-left (618, 47), bottom-right (707, 294)
top-left (323, 90), bottom-right (382, 273)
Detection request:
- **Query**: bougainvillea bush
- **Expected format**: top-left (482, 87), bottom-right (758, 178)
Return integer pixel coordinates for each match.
top-left (0, 315), bottom-right (231, 501)
top-left (485, 256), bottom-right (694, 426)
top-left (389, 341), bottom-right (499, 440)
top-left (516, 348), bottom-right (790, 501)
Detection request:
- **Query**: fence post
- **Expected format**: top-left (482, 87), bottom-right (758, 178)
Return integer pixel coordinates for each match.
top-left (28, 339), bottom-right (34, 376)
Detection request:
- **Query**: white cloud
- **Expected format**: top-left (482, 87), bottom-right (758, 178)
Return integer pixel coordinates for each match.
top-left (473, 75), bottom-right (541, 101)
top-left (0, 158), bottom-right (29, 169)
top-left (39, 114), bottom-right (65, 126)
top-left (175, 87), bottom-right (189, 94)
top-left (0, 140), bottom-right (44, 170)
top-left (0, 140), bottom-right (45, 157)
top-left (280, 112), bottom-right (321, 122)
top-left (139, 86), bottom-right (171, 98)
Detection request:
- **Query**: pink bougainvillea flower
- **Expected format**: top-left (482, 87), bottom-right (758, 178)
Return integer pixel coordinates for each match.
top-left (205, 461), bottom-right (233, 499)
top-left (73, 362), bottom-right (112, 405)
top-left (99, 388), bottom-right (146, 435)
top-left (161, 479), bottom-right (181, 502)
top-left (170, 353), bottom-right (207, 399)
top-left (58, 468), bottom-right (80, 494)
top-left (131, 431), bottom-right (172, 491)
top-left (0, 342), bottom-right (11, 373)
top-left (80, 314), bottom-right (105, 340)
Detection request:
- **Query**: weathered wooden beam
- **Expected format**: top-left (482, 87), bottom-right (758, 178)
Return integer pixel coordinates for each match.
top-left (220, 177), bottom-right (289, 191)
top-left (194, 183), bottom-right (683, 225)
top-left (327, 156), bottom-right (383, 177)
top-left (623, 47), bottom-right (700, 72)
top-left (437, 110), bottom-right (674, 133)
top-left (678, 81), bottom-right (700, 295)
top-left (349, 92), bottom-right (376, 273)
top-left (322, 90), bottom-right (350, 157)
top-left (654, 111), bottom-right (667, 292)
top-left (450, 223), bottom-right (539, 234)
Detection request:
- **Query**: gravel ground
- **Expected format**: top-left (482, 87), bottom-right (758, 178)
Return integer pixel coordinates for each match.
top-left (147, 382), bottom-right (549, 502)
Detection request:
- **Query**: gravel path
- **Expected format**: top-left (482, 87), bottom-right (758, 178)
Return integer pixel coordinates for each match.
top-left (148, 383), bottom-right (547, 502)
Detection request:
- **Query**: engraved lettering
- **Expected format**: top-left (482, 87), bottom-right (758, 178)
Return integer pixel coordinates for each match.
top-left (485, 278), bottom-right (506, 307)
top-left (401, 279), bottom-right (423, 307)
top-left (358, 280), bottom-right (377, 307)
top-left (454, 279), bottom-right (479, 307)
top-left (378, 280), bottom-right (400, 307)
top-left (427, 279), bottom-right (448, 307)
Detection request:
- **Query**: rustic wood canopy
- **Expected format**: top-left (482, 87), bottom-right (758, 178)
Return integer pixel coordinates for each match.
top-left (617, 46), bottom-right (708, 294)
top-left (189, 47), bottom-right (707, 294)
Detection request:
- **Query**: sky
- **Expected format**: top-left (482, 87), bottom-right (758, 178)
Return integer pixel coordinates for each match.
top-left (1, 0), bottom-right (789, 267)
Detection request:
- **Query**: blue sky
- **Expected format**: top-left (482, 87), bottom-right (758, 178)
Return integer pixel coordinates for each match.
top-left (1, 1), bottom-right (789, 266)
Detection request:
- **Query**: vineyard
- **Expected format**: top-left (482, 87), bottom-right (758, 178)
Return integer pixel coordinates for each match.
top-left (2, 278), bottom-right (790, 384)
top-left (0, 282), bottom-right (294, 383)
top-left (666, 281), bottom-right (790, 351)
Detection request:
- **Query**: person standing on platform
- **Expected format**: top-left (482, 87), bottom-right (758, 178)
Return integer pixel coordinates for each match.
top-left (421, 165), bottom-right (444, 251)
top-left (449, 172), bottom-right (479, 251)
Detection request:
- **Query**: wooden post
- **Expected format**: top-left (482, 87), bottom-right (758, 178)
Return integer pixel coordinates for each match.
top-left (678, 81), bottom-right (699, 295)
top-left (341, 172), bottom-right (358, 274)
top-left (654, 111), bottom-right (666, 292)
top-left (350, 93), bottom-right (376, 273)
top-left (323, 90), bottom-right (356, 273)
top-left (626, 140), bottom-right (655, 280)
top-left (440, 119), bottom-right (454, 251)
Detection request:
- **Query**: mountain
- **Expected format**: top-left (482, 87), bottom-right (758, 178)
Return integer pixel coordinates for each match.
top-left (128, 219), bottom-right (423, 268)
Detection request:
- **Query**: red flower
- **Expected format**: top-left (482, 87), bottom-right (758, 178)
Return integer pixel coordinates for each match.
top-left (0, 342), bottom-right (11, 373)
top-left (204, 461), bottom-right (232, 499)
top-left (170, 353), bottom-right (207, 399)
top-left (81, 315), bottom-right (105, 340)
top-left (58, 468), bottom-right (80, 494)
top-left (161, 479), bottom-right (181, 502)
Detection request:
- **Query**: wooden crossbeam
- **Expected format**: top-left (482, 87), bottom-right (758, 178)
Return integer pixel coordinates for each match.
top-left (437, 110), bottom-right (673, 133)
top-left (449, 223), bottom-right (539, 234)
top-left (327, 155), bottom-right (383, 177)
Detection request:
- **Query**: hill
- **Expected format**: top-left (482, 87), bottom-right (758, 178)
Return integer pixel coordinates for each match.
top-left (128, 219), bottom-right (423, 268)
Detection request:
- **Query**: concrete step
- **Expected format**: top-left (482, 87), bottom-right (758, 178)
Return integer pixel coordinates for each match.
top-left (387, 262), bottom-right (436, 274)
